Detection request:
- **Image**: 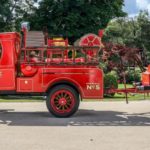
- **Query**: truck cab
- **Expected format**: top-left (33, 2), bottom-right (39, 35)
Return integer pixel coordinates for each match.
top-left (0, 29), bottom-right (103, 117)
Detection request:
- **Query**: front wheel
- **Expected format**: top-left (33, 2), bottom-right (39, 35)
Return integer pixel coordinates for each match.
top-left (46, 85), bottom-right (80, 118)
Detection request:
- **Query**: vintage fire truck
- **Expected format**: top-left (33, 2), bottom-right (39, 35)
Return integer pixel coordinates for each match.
top-left (0, 24), bottom-right (104, 117)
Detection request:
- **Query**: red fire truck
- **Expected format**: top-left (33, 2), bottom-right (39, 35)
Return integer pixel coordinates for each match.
top-left (0, 24), bottom-right (104, 117)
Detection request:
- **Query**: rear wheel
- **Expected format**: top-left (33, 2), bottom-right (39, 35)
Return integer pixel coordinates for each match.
top-left (46, 85), bottom-right (80, 118)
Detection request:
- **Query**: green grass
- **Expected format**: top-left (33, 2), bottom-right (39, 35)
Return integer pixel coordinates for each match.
top-left (104, 84), bottom-right (150, 101)
top-left (0, 96), bottom-right (44, 103)
top-left (104, 93), bottom-right (150, 101)
top-left (0, 99), bottom-right (44, 102)
top-left (118, 84), bottom-right (133, 89)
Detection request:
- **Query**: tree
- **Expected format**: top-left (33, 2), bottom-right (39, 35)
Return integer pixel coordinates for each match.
top-left (103, 17), bottom-right (138, 46)
top-left (0, 0), bottom-right (14, 31)
top-left (13, 0), bottom-right (37, 31)
top-left (104, 11), bottom-right (150, 64)
top-left (0, 0), bottom-right (36, 32)
top-left (27, 0), bottom-right (126, 42)
top-left (135, 11), bottom-right (150, 64)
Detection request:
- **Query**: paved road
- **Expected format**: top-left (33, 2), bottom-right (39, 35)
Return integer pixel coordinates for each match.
top-left (0, 101), bottom-right (150, 150)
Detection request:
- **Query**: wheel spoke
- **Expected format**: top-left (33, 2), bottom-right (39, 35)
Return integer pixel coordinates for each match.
top-left (55, 96), bottom-right (59, 100)
top-left (58, 105), bottom-right (62, 110)
top-left (54, 102), bottom-right (59, 106)
top-left (61, 92), bottom-right (64, 98)
top-left (66, 96), bottom-right (71, 100)
top-left (55, 104), bottom-right (60, 107)
top-left (64, 93), bottom-right (68, 99)
top-left (67, 99), bottom-right (72, 103)
top-left (62, 105), bottom-right (65, 111)
top-left (65, 104), bottom-right (69, 109)
top-left (67, 101), bottom-right (72, 105)
top-left (57, 94), bottom-right (61, 99)
top-left (54, 98), bottom-right (59, 102)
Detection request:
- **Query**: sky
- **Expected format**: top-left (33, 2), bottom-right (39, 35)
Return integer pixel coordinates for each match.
top-left (124, 0), bottom-right (150, 17)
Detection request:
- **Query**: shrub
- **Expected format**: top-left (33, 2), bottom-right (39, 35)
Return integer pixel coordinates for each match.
top-left (126, 70), bottom-right (141, 84)
top-left (104, 74), bottom-right (118, 89)
top-left (104, 73), bottom-right (118, 97)
top-left (109, 70), bottom-right (119, 80)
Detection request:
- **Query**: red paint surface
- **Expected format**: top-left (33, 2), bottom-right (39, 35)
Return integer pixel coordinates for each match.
top-left (0, 32), bottom-right (20, 90)
top-left (0, 32), bottom-right (103, 99)
top-left (142, 65), bottom-right (150, 86)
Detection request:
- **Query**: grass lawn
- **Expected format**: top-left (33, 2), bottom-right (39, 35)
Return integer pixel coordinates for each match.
top-left (118, 84), bottom-right (133, 89)
top-left (104, 93), bottom-right (150, 101)
top-left (0, 99), bottom-right (44, 102)
top-left (0, 96), bottom-right (44, 103)
top-left (104, 84), bottom-right (150, 101)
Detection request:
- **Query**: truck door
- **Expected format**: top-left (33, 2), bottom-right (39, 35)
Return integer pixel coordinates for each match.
top-left (0, 33), bottom-right (18, 91)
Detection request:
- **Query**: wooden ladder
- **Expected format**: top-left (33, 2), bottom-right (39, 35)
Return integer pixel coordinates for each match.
top-left (26, 31), bottom-right (45, 47)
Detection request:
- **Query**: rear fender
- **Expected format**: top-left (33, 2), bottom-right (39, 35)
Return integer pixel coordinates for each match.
top-left (46, 77), bottom-right (83, 98)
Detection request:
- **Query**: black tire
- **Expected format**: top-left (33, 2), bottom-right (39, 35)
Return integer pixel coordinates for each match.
top-left (46, 85), bottom-right (80, 118)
